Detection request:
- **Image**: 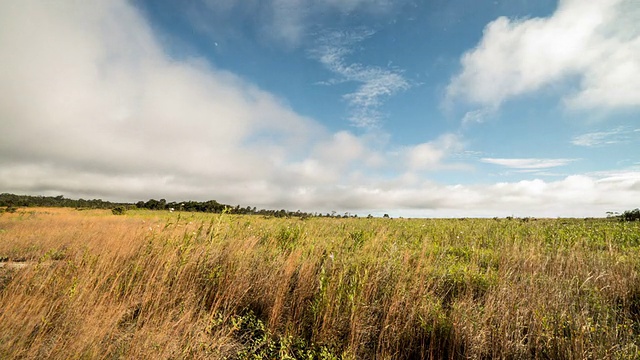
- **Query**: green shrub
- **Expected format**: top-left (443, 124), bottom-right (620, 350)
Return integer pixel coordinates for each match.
top-left (111, 206), bottom-right (126, 215)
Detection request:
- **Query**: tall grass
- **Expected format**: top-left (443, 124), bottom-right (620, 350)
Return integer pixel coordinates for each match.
top-left (1, 208), bottom-right (639, 359)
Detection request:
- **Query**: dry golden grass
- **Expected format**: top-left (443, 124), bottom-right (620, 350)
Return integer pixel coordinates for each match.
top-left (1, 208), bottom-right (639, 359)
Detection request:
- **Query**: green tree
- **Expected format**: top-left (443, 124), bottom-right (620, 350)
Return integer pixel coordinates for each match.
top-left (622, 208), bottom-right (640, 221)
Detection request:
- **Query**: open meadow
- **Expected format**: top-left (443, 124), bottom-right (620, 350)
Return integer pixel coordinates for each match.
top-left (1, 208), bottom-right (640, 359)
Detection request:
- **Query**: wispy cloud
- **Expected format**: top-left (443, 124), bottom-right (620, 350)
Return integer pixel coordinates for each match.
top-left (481, 158), bottom-right (576, 169)
top-left (310, 29), bottom-right (411, 128)
top-left (195, 0), bottom-right (403, 47)
top-left (572, 127), bottom-right (637, 147)
top-left (461, 108), bottom-right (494, 126)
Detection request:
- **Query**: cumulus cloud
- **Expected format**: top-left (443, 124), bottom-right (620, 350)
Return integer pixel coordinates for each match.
top-left (447, 0), bottom-right (640, 110)
top-left (311, 29), bottom-right (411, 127)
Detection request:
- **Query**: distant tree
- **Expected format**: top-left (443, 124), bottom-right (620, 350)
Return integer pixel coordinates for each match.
top-left (622, 209), bottom-right (640, 222)
top-left (383, 214), bottom-right (390, 219)
top-left (144, 199), bottom-right (160, 210)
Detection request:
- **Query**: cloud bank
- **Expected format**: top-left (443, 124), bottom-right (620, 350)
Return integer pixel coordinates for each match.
top-left (0, 1), bottom-right (322, 203)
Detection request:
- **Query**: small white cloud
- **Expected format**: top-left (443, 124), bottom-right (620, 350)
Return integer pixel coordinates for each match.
top-left (405, 133), bottom-right (464, 171)
top-left (447, 0), bottom-right (640, 111)
top-left (481, 158), bottom-right (576, 169)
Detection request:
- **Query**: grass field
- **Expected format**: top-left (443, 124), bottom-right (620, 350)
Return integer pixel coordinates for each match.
top-left (1, 208), bottom-right (640, 359)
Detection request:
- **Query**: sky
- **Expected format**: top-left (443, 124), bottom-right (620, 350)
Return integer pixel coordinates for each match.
top-left (0, 0), bottom-right (639, 217)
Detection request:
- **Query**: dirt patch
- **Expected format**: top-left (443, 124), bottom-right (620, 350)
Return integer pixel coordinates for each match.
top-left (0, 261), bottom-right (31, 269)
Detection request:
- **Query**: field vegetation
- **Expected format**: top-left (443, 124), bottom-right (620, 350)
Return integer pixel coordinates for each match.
top-left (1, 207), bottom-right (640, 359)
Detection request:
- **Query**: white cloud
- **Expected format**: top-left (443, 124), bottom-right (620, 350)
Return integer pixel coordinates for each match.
top-left (481, 158), bottom-right (576, 169)
top-left (311, 29), bottom-right (411, 127)
top-left (447, 0), bottom-right (640, 110)
top-left (571, 127), bottom-right (637, 147)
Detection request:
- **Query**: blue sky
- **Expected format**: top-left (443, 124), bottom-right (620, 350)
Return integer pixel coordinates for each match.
top-left (0, 0), bottom-right (638, 217)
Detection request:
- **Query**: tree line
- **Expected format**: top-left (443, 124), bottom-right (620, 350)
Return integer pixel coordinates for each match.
top-left (0, 193), bottom-right (127, 209)
top-left (133, 198), bottom-right (316, 218)
top-left (0, 193), bottom-right (338, 218)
